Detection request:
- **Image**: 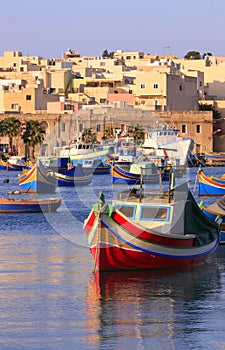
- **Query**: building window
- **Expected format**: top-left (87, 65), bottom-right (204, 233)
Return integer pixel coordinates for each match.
top-left (179, 85), bottom-right (182, 91)
top-left (153, 83), bottom-right (158, 89)
top-left (196, 125), bottom-right (201, 133)
top-left (11, 103), bottom-right (19, 110)
top-left (96, 124), bottom-right (101, 132)
top-left (182, 124), bottom-right (187, 133)
top-left (196, 143), bottom-right (201, 153)
top-left (20, 67), bottom-right (24, 72)
top-left (26, 95), bottom-right (31, 100)
top-left (79, 123), bottom-right (83, 133)
top-left (61, 123), bottom-right (66, 132)
top-left (140, 83), bottom-right (146, 89)
top-left (100, 98), bottom-right (106, 103)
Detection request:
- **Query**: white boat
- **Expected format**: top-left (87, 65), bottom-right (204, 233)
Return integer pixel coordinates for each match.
top-left (8, 156), bottom-right (26, 167)
top-left (58, 141), bottom-right (110, 173)
top-left (142, 128), bottom-right (194, 167)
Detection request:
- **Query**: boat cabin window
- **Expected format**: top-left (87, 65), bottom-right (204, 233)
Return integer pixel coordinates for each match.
top-left (115, 205), bottom-right (136, 219)
top-left (140, 206), bottom-right (169, 221)
top-left (84, 160), bottom-right (93, 165)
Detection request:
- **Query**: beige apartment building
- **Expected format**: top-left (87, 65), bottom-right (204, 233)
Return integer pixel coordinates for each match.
top-left (135, 68), bottom-right (198, 111)
top-left (176, 55), bottom-right (225, 117)
top-left (0, 51), bottom-right (43, 71)
top-left (0, 77), bottom-right (59, 114)
top-left (1, 49), bottom-right (225, 155)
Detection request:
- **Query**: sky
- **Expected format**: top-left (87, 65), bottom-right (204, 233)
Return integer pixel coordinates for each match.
top-left (1, 0), bottom-right (225, 59)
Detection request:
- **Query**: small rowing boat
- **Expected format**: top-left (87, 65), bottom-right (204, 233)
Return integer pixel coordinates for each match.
top-left (0, 192), bottom-right (61, 213)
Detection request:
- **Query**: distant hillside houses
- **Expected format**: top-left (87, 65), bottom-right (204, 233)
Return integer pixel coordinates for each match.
top-left (1, 49), bottom-right (225, 155)
top-left (0, 49), bottom-right (224, 115)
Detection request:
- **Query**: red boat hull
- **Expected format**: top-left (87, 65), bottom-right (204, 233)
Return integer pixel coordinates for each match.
top-left (90, 244), bottom-right (216, 271)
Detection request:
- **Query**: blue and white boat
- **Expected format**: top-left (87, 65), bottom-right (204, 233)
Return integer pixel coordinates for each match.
top-left (59, 141), bottom-right (110, 174)
top-left (18, 161), bottom-right (57, 193)
top-left (197, 169), bottom-right (225, 196)
top-left (0, 195), bottom-right (61, 213)
top-left (55, 164), bottom-right (92, 187)
top-left (200, 196), bottom-right (225, 244)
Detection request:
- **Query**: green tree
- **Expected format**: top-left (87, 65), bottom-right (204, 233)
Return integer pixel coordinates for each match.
top-left (127, 124), bottom-right (145, 143)
top-left (198, 103), bottom-right (222, 120)
top-left (102, 127), bottom-right (114, 140)
top-left (102, 49), bottom-right (114, 58)
top-left (184, 51), bottom-right (201, 59)
top-left (82, 128), bottom-right (97, 143)
top-left (0, 120), bottom-right (4, 135)
top-left (1, 117), bottom-right (21, 154)
top-left (21, 120), bottom-right (46, 159)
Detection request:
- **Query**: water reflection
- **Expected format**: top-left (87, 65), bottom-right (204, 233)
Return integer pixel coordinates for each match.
top-left (85, 262), bottom-right (221, 349)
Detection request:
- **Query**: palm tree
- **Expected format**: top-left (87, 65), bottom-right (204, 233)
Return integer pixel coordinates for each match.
top-left (0, 120), bottom-right (4, 135)
top-left (1, 117), bottom-right (21, 154)
top-left (21, 120), bottom-right (46, 159)
top-left (103, 127), bottom-right (114, 140)
top-left (82, 128), bottom-right (97, 143)
top-left (127, 124), bottom-right (145, 144)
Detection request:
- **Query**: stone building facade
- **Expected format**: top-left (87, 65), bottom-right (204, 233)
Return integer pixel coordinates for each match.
top-left (0, 108), bottom-right (213, 158)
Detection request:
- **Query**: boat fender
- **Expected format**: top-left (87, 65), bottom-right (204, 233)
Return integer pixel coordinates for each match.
top-left (3, 178), bottom-right (9, 183)
top-left (13, 190), bottom-right (21, 195)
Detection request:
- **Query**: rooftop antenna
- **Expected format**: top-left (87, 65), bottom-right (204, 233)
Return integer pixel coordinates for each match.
top-left (164, 46), bottom-right (170, 58)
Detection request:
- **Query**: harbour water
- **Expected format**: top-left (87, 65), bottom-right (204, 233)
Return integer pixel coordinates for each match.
top-left (0, 167), bottom-right (225, 350)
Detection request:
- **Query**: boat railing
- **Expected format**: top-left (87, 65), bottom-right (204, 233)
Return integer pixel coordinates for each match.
top-left (117, 188), bottom-right (171, 202)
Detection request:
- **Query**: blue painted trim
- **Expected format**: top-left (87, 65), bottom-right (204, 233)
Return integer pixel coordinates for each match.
top-left (100, 218), bottom-right (219, 259)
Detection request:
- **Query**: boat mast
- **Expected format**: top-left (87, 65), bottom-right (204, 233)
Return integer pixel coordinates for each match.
top-left (140, 167), bottom-right (143, 202)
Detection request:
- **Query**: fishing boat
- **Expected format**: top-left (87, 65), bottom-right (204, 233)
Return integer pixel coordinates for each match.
top-left (0, 192), bottom-right (61, 213)
top-left (59, 141), bottom-right (110, 175)
top-left (92, 162), bottom-right (111, 175)
top-left (111, 162), bottom-right (161, 185)
top-left (36, 156), bottom-right (70, 171)
top-left (0, 157), bottom-right (26, 171)
top-left (142, 128), bottom-right (194, 167)
top-left (84, 181), bottom-right (220, 271)
top-left (111, 151), bottom-right (186, 185)
top-left (204, 152), bottom-right (225, 166)
top-left (200, 196), bottom-right (225, 244)
top-left (55, 164), bottom-right (92, 187)
top-left (18, 161), bottom-right (57, 193)
top-left (110, 137), bottom-right (142, 169)
top-left (197, 169), bottom-right (225, 196)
